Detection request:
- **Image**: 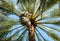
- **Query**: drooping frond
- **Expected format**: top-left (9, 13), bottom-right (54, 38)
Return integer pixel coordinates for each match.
top-left (0, 20), bottom-right (16, 30)
top-left (37, 24), bottom-right (60, 41)
top-left (0, 0), bottom-right (20, 16)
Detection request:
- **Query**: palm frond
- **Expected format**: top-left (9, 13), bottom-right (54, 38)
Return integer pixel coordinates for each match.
top-left (18, 29), bottom-right (27, 41)
top-left (0, 14), bottom-right (7, 22)
top-left (37, 24), bottom-right (60, 32)
top-left (34, 0), bottom-right (40, 14)
top-left (35, 28), bottom-right (46, 41)
top-left (39, 18), bottom-right (60, 24)
top-left (45, 0), bottom-right (59, 10)
top-left (35, 0), bottom-right (59, 20)
top-left (37, 24), bottom-right (60, 40)
top-left (51, 8), bottom-right (60, 18)
top-left (4, 26), bottom-right (25, 41)
top-left (0, 0), bottom-right (20, 16)
top-left (47, 32), bottom-right (60, 41)
top-left (0, 20), bottom-right (16, 30)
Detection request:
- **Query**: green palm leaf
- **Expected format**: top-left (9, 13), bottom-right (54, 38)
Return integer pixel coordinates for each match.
top-left (0, 0), bottom-right (20, 16)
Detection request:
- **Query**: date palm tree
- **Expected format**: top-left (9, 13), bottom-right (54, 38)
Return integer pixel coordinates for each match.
top-left (0, 0), bottom-right (60, 41)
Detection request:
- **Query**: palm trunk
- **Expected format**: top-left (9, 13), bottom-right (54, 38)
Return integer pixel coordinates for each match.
top-left (29, 25), bottom-right (35, 41)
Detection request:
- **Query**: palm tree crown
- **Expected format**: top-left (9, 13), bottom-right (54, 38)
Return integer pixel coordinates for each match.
top-left (0, 0), bottom-right (60, 41)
